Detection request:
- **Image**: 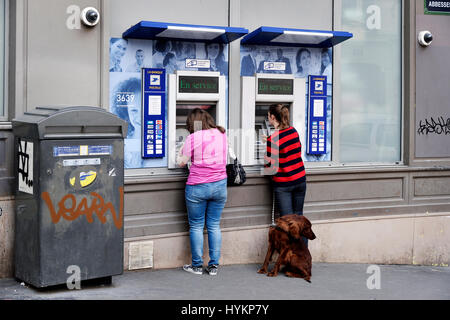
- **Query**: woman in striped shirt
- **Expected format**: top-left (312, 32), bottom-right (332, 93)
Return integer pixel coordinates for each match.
top-left (265, 104), bottom-right (307, 222)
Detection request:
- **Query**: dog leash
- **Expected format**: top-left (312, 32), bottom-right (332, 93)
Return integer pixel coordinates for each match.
top-left (271, 191), bottom-right (276, 226)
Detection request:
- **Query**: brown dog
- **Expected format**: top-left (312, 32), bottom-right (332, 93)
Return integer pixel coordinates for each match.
top-left (257, 214), bottom-right (316, 282)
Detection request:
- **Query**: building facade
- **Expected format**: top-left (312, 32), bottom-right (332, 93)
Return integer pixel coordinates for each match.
top-left (1, 0), bottom-right (449, 277)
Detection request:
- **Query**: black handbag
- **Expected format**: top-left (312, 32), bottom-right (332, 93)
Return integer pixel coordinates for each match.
top-left (226, 155), bottom-right (246, 186)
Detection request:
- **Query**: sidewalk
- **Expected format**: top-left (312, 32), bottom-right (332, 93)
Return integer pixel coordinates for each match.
top-left (0, 263), bottom-right (449, 300)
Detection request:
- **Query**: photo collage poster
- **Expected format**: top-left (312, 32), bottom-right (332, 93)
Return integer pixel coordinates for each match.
top-left (109, 38), bottom-right (229, 169)
top-left (241, 45), bottom-right (333, 162)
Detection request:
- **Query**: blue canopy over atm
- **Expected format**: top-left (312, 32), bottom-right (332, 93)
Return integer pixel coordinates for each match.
top-left (241, 26), bottom-right (353, 48)
top-left (123, 21), bottom-right (248, 43)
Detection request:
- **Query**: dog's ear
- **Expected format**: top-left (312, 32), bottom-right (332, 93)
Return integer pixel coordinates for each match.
top-left (299, 215), bottom-right (310, 224)
top-left (276, 218), bottom-right (290, 234)
top-left (288, 218), bottom-right (304, 240)
top-left (298, 216), bottom-right (317, 240)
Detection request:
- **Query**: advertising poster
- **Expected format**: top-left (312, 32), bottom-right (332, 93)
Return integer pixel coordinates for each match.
top-left (109, 38), bottom-right (229, 169)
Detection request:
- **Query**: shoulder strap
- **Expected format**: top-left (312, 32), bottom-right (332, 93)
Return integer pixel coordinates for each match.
top-left (228, 146), bottom-right (237, 160)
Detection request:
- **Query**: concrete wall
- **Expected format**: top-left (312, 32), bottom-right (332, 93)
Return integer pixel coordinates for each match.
top-left (0, 199), bottom-right (14, 277)
top-left (26, 0), bottom-right (102, 110)
top-left (414, 0), bottom-right (450, 159)
top-left (122, 167), bottom-right (450, 271)
top-left (123, 212), bottom-right (450, 270)
top-left (0, 127), bottom-right (14, 277)
top-left (0, 130), bottom-right (13, 197)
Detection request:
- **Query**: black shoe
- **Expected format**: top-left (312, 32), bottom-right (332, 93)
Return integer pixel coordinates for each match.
top-left (205, 264), bottom-right (218, 276)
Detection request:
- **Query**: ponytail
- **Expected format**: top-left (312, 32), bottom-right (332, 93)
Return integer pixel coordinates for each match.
top-left (280, 105), bottom-right (290, 129)
top-left (269, 104), bottom-right (290, 130)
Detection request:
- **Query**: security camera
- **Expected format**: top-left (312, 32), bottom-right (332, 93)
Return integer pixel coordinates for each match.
top-left (418, 31), bottom-right (433, 47)
top-left (81, 7), bottom-right (100, 27)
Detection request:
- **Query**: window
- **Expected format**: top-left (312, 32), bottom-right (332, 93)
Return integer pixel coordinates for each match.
top-left (339, 0), bottom-right (402, 163)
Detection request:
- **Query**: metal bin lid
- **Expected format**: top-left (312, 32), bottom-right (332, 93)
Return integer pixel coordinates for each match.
top-left (12, 106), bottom-right (128, 140)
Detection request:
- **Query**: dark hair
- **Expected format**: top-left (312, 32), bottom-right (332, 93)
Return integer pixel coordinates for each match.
top-left (320, 48), bottom-right (332, 73)
top-left (182, 42), bottom-right (196, 59)
top-left (269, 104), bottom-right (290, 130)
top-left (172, 41), bottom-right (183, 56)
top-left (204, 43), bottom-right (228, 75)
top-left (205, 43), bottom-right (225, 62)
top-left (163, 52), bottom-right (175, 66)
top-left (110, 38), bottom-right (128, 46)
top-left (295, 48), bottom-right (311, 73)
top-left (154, 40), bottom-right (169, 54)
top-left (186, 108), bottom-right (226, 134)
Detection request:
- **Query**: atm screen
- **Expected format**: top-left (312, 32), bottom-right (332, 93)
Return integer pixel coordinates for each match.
top-left (255, 104), bottom-right (274, 163)
top-left (175, 104), bottom-right (217, 154)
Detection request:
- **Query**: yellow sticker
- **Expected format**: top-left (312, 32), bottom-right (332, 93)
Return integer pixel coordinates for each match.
top-left (79, 171), bottom-right (97, 188)
top-left (69, 177), bottom-right (76, 186)
top-left (80, 145), bottom-right (88, 156)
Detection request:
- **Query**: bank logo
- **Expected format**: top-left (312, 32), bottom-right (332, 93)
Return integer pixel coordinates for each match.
top-left (315, 81), bottom-right (324, 91)
top-left (263, 61), bottom-right (286, 71)
top-left (150, 75), bottom-right (160, 86)
top-left (186, 59), bottom-right (211, 69)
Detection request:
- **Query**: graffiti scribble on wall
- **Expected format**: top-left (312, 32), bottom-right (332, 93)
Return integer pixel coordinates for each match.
top-left (417, 117), bottom-right (450, 136)
top-left (18, 139), bottom-right (34, 194)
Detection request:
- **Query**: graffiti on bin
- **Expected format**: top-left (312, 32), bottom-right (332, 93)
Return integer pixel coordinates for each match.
top-left (41, 187), bottom-right (124, 229)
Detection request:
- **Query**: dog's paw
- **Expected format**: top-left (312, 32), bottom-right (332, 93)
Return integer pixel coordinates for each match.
top-left (267, 272), bottom-right (278, 277)
top-left (257, 268), bottom-right (267, 274)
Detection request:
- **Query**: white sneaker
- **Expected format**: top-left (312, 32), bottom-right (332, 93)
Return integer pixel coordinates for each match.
top-left (183, 264), bottom-right (203, 275)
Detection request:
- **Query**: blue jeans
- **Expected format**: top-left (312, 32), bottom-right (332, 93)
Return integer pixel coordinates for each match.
top-left (273, 180), bottom-right (308, 246)
top-left (185, 178), bottom-right (227, 267)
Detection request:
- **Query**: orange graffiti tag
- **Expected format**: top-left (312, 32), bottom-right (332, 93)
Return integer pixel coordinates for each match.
top-left (41, 187), bottom-right (124, 230)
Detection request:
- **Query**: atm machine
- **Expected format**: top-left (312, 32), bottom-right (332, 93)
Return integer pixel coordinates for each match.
top-left (241, 73), bottom-right (306, 166)
top-left (239, 26), bottom-right (353, 166)
top-left (168, 70), bottom-right (226, 168)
